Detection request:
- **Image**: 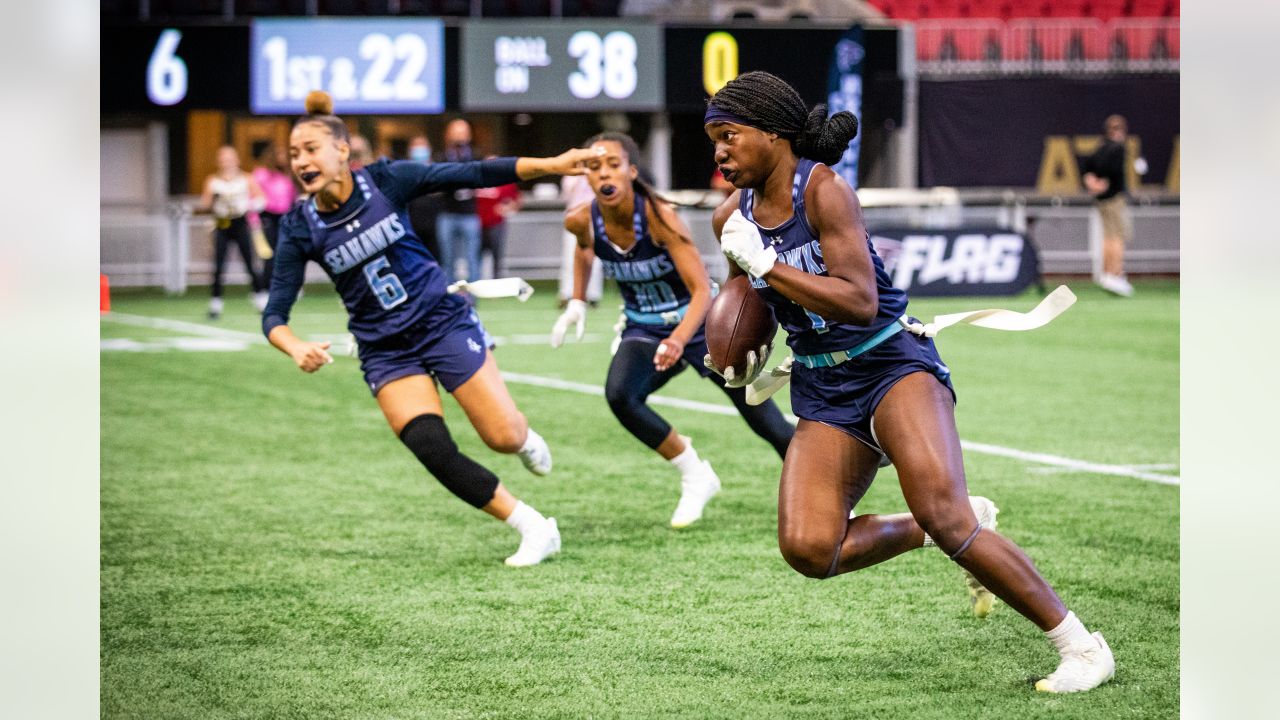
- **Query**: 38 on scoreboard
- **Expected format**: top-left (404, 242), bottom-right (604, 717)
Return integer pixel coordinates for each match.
top-left (461, 20), bottom-right (663, 112)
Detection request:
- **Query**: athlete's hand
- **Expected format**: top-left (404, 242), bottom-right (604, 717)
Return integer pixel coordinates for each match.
top-left (544, 147), bottom-right (605, 177)
top-left (291, 341), bottom-right (334, 373)
top-left (703, 342), bottom-right (771, 388)
top-left (654, 336), bottom-right (686, 372)
top-left (550, 299), bottom-right (587, 348)
top-left (721, 209), bottom-right (777, 278)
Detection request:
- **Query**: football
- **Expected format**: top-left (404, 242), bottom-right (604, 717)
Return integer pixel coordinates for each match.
top-left (704, 274), bottom-right (778, 378)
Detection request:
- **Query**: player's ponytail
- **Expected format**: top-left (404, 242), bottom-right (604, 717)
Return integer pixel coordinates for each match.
top-left (294, 89), bottom-right (349, 142)
top-left (706, 70), bottom-right (857, 166)
top-left (794, 104), bottom-right (858, 166)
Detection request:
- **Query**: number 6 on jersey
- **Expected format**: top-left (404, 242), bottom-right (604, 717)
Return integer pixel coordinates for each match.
top-left (363, 256), bottom-right (408, 309)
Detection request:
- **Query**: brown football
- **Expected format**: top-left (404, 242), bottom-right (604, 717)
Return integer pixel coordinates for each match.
top-left (705, 274), bottom-right (778, 378)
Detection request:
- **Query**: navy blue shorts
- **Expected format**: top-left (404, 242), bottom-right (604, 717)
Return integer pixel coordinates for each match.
top-left (790, 327), bottom-right (955, 453)
top-left (357, 300), bottom-right (495, 397)
top-left (619, 322), bottom-right (713, 378)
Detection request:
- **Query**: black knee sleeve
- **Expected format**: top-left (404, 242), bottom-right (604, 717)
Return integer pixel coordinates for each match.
top-left (399, 414), bottom-right (499, 509)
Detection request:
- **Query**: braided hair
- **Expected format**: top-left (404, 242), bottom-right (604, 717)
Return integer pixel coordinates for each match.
top-left (294, 90), bottom-right (350, 143)
top-left (707, 71), bottom-right (857, 166)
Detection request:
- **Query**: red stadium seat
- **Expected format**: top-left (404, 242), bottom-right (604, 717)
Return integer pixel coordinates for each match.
top-left (1129, 0), bottom-right (1169, 18)
top-left (1086, 0), bottom-right (1128, 21)
top-left (892, 1), bottom-right (923, 20)
top-left (1043, 0), bottom-right (1088, 17)
top-left (966, 0), bottom-right (1012, 19)
top-left (923, 0), bottom-right (964, 18)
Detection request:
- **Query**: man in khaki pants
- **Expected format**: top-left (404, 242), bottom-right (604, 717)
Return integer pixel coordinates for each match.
top-left (1083, 115), bottom-right (1135, 297)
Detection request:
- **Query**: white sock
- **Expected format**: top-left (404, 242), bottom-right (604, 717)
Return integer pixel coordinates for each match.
top-left (504, 501), bottom-right (546, 537)
top-left (518, 428), bottom-right (545, 456)
top-left (669, 440), bottom-right (703, 476)
top-left (1046, 611), bottom-right (1094, 655)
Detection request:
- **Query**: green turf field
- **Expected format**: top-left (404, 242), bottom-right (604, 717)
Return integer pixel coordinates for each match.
top-left (101, 279), bottom-right (1179, 719)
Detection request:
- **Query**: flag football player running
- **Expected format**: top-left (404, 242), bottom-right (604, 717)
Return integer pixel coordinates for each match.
top-left (553, 132), bottom-right (794, 527)
top-left (702, 72), bottom-right (1115, 693)
top-left (263, 91), bottom-right (599, 567)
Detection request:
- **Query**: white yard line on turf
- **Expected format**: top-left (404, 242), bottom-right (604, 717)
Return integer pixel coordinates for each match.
top-left (103, 312), bottom-right (266, 342)
top-left (499, 371), bottom-right (1181, 487)
top-left (101, 312), bottom-right (603, 347)
top-left (102, 313), bottom-right (1180, 486)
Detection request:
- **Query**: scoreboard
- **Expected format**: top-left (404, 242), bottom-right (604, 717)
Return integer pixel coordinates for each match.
top-left (460, 20), bottom-right (664, 111)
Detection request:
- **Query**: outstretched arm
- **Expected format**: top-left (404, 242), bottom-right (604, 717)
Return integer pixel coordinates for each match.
top-left (385, 147), bottom-right (603, 205)
top-left (515, 147), bottom-right (601, 180)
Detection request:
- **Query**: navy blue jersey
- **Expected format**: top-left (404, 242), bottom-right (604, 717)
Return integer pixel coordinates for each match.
top-left (263, 158), bottom-right (519, 346)
top-left (591, 193), bottom-right (691, 315)
top-left (738, 158), bottom-right (907, 356)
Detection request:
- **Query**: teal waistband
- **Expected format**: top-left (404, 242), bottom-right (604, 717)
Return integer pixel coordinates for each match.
top-left (793, 320), bottom-right (905, 369)
top-left (624, 304), bottom-right (688, 326)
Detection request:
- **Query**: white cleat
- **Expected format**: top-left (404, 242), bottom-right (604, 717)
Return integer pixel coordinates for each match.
top-left (963, 496), bottom-right (1000, 618)
top-left (1097, 273), bottom-right (1134, 298)
top-left (208, 297), bottom-right (224, 320)
top-left (517, 429), bottom-right (552, 476)
top-left (670, 461), bottom-right (721, 528)
top-left (1035, 632), bottom-right (1116, 693)
top-left (252, 290), bottom-right (270, 312)
top-left (505, 517), bottom-right (560, 567)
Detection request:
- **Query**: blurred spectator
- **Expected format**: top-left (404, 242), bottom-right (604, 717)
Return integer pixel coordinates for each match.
top-left (436, 119), bottom-right (484, 283)
top-left (1083, 114), bottom-right (1135, 297)
top-left (405, 134), bottom-right (444, 262)
top-left (251, 142), bottom-right (298, 293)
top-left (559, 174), bottom-right (603, 307)
top-left (349, 134), bottom-right (373, 170)
top-left (198, 145), bottom-right (267, 318)
top-left (475, 168), bottom-right (522, 279)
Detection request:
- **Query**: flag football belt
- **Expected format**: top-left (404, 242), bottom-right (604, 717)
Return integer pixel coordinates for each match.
top-left (745, 285), bottom-right (1079, 405)
top-left (624, 304), bottom-right (688, 326)
top-left (793, 319), bottom-right (906, 369)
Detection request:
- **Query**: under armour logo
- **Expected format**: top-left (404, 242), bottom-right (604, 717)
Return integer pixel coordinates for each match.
top-left (345, 219), bottom-right (362, 233)
top-left (466, 338), bottom-right (482, 354)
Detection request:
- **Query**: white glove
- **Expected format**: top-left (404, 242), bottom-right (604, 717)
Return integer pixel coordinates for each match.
top-left (550, 299), bottom-right (587, 348)
top-left (703, 342), bottom-right (771, 388)
top-left (721, 209), bottom-right (777, 278)
top-left (746, 355), bottom-right (793, 406)
top-left (609, 308), bottom-right (626, 356)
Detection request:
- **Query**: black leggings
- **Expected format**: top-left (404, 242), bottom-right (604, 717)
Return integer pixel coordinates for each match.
top-left (604, 337), bottom-right (794, 457)
top-left (212, 217), bottom-right (263, 298)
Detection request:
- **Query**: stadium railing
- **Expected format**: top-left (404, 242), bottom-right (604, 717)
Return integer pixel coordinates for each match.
top-left (100, 188), bottom-right (1178, 291)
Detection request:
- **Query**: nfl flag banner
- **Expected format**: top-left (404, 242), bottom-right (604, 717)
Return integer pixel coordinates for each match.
top-left (869, 227), bottom-right (1042, 297)
top-left (826, 25), bottom-right (865, 188)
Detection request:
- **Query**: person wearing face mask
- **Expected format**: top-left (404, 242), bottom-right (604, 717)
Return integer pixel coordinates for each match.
top-left (263, 91), bottom-right (601, 567)
top-left (435, 119), bottom-right (484, 285)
